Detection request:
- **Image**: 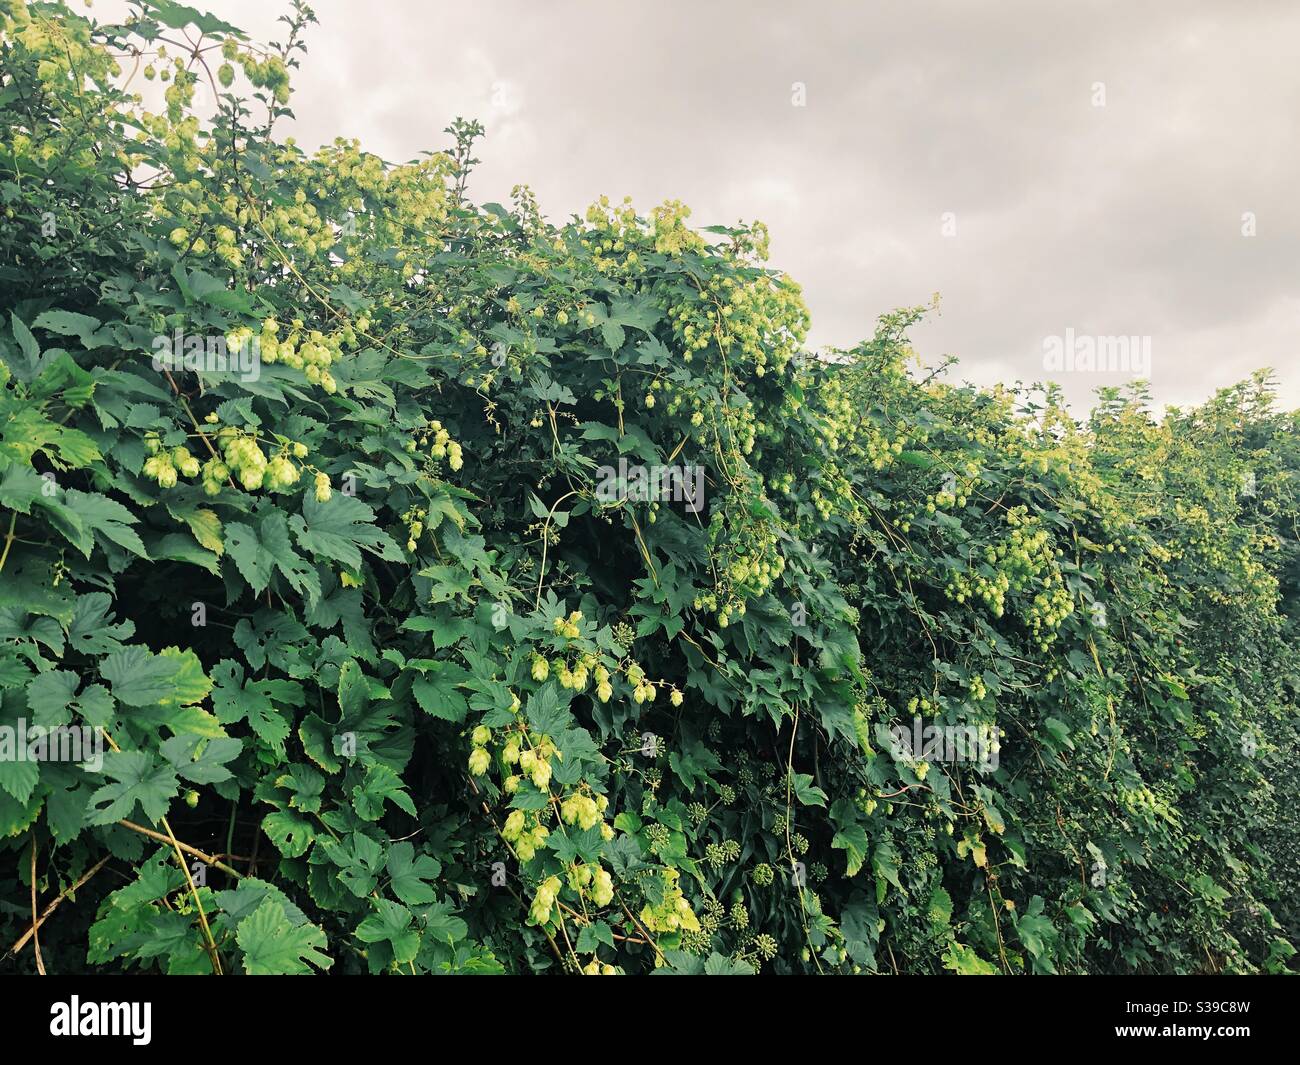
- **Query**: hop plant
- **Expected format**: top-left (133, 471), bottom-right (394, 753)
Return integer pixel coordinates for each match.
top-left (529, 876), bottom-right (562, 926)
top-left (560, 792), bottom-right (603, 832)
top-left (171, 446), bottom-right (201, 478)
top-left (142, 452), bottom-right (177, 488)
top-left (502, 809), bottom-right (526, 841)
top-left (590, 866), bottom-right (615, 907)
top-left (645, 823), bottom-right (670, 852)
top-left (637, 870), bottom-right (700, 934)
top-left (8, 0), bottom-right (1294, 981)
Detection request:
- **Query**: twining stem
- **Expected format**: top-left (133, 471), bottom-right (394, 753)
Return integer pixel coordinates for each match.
top-left (159, 814), bottom-right (224, 975)
top-left (99, 729), bottom-right (226, 973)
top-left (0, 510), bottom-right (16, 575)
top-left (116, 819), bottom-right (244, 881)
top-left (533, 490), bottom-right (579, 609)
top-left (464, 776), bottom-right (571, 969)
top-left (782, 705), bottom-right (824, 974)
top-left (1088, 634), bottom-right (1119, 780)
top-left (986, 874), bottom-right (1011, 974)
top-left (30, 838), bottom-right (46, 975)
top-left (8, 856), bottom-right (110, 959)
top-left (225, 801), bottom-right (239, 886)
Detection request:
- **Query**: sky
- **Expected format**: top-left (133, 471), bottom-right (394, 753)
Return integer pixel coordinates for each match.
top-left (104, 0), bottom-right (1298, 413)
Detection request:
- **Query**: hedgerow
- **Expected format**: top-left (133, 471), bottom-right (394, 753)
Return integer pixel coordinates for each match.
top-left (1, 0), bottom-right (1296, 975)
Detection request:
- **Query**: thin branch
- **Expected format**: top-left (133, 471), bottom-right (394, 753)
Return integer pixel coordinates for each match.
top-left (30, 838), bottom-right (46, 975)
top-left (8, 856), bottom-right (110, 959)
top-left (116, 819), bottom-right (244, 881)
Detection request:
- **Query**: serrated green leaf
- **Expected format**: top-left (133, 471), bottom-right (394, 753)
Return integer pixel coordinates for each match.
top-left (385, 841), bottom-right (442, 905)
top-left (87, 749), bottom-right (179, 825)
top-left (237, 897), bottom-right (332, 975)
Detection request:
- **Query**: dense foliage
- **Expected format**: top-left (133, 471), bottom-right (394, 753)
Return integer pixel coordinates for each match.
top-left (1, 0), bottom-right (1296, 975)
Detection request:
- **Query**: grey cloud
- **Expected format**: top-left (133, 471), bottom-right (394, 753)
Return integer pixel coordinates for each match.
top-left (109, 0), bottom-right (1299, 411)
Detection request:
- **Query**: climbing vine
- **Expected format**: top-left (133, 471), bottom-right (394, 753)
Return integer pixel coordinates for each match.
top-left (0, 0), bottom-right (1296, 975)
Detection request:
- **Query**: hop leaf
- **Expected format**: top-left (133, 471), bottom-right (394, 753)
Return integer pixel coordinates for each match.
top-left (87, 750), bottom-right (180, 826)
top-left (237, 898), bottom-right (332, 975)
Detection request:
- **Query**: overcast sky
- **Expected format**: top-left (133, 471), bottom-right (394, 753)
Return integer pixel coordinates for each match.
top-left (114, 0), bottom-right (1299, 413)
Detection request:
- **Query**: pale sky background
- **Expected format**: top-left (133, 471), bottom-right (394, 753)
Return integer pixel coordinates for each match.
top-left (106, 0), bottom-right (1298, 413)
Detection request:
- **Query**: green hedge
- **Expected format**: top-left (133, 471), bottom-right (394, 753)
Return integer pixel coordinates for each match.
top-left (1, 0), bottom-right (1296, 974)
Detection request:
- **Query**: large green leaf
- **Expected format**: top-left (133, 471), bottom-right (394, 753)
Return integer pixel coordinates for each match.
top-left (237, 897), bottom-right (333, 975)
